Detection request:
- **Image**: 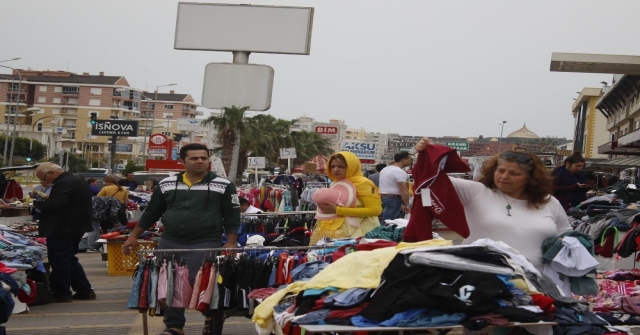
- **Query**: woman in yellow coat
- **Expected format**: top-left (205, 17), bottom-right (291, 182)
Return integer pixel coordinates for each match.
top-left (309, 151), bottom-right (382, 245)
top-left (97, 176), bottom-right (129, 203)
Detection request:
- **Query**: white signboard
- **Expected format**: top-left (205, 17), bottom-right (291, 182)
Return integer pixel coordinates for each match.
top-left (201, 63), bottom-right (274, 111)
top-left (148, 149), bottom-right (167, 155)
top-left (175, 3), bottom-right (314, 55)
top-left (279, 148), bottom-right (297, 159)
top-left (247, 157), bottom-right (266, 169)
top-left (177, 118), bottom-right (209, 132)
top-left (341, 142), bottom-right (377, 160)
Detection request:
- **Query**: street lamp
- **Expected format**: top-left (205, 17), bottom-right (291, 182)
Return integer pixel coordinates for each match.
top-left (144, 83), bottom-right (176, 162)
top-left (2, 64), bottom-right (24, 167)
top-left (0, 58), bottom-right (20, 64)
top-left (8, 107), bottom-right (40, 165)
top-left (0, 65), bottom-right (21, 166)
top-left (498, 121), bottom-right (507, 153)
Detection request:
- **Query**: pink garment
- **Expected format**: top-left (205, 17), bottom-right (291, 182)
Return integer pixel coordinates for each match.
top-left (573, 279), bottom-right (640, 311)
top-left (248, 287), bottom-right (278, 300)
top-left (171, 263), bottom-right (193, 308)
top-left (189, 265), bottom-right (204, 309)
top-left (156, 260), bottom-right (168, 308)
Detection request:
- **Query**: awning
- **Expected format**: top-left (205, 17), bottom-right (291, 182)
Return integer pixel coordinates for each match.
top-left (589, 156), bottom-right (640, 168)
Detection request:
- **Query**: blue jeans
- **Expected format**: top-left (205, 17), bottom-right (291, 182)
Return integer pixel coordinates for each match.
top-left (86, 220), bottom-right (101, 249)
top-left (47, 234), bottom-right (93, 298)
top-left (382, 197), bottom-right (404, 222)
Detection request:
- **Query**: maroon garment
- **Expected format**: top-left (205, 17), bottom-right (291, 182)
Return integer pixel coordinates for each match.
top-left (403, 144), bottom-right (471, 242)
top-left (326, 303), bottom-right (369, 319)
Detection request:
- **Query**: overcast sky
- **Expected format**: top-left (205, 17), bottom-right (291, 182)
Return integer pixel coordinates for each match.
top-left (2, 0), bottom-right (638, 140)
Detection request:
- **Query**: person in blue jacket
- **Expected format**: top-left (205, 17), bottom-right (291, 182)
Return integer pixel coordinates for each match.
top-left (551, 153), bottom-right (590, 210)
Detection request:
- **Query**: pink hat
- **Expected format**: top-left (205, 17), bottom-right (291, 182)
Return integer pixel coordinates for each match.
top-left (313, 180), bottom-right (357, 221)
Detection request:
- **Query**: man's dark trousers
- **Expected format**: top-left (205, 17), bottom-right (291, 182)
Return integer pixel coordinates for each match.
top-left (47, 234), bottom-right (92, 298)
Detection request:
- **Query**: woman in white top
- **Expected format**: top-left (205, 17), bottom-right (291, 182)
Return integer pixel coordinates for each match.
top-left (415, 137), bottom-right (571, 271)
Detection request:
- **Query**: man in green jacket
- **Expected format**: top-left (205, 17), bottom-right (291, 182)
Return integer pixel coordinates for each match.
top-left (123, 143), bottom-right (240, 335)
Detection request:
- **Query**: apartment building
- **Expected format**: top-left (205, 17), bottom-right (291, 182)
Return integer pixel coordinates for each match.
top-left (572, 88), bottom-right (608, 159)
top-left (597, 74), bottom-right (640, 160)
top-left (0, 69), bottom-right (200, 164)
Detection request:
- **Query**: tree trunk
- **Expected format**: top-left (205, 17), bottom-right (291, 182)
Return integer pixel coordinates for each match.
top-left (228, 132), bottom-right (241, 184)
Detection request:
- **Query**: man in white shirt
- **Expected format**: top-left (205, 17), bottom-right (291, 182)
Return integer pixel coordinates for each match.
top-left (379, 151), bottom-right (413, 221)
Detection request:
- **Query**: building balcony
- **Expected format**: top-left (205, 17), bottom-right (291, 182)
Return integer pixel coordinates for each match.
top-left (619, 128), bottom-right (640, 146)
top-left (598, 141), bottom-right (618, 154)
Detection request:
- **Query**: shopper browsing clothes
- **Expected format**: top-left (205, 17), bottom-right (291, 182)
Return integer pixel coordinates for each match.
top-left (123, 143), bottom-right (240, 335)
top-left (33, 162), bottom-right (96, 303)
top-left (308, 151), bottom-right (382, 245)
top-left (411, 137), bottom-right (571, 271)
top-left (98, 175), bottom-right (129, 229)
top-left (118, 172), bottom-right (140, 190)
top-left (378, 151), bottom-right (413, 221)
top-left (30, 180), bottom-right (52, 221)
top-left (551, 152), bottom-right (590, 210)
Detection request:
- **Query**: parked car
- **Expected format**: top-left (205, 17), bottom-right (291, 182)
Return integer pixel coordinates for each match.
top-left (132, 171), bottom-right (179, 190)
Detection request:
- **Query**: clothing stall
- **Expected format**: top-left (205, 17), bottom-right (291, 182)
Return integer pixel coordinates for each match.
top-left (129, 245), bottom-right (336, 335)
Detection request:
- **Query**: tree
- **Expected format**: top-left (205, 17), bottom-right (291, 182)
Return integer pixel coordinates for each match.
top-left (201, 106), bottom-right (249, 184)
top-left (0, 135), bottom-right (47, 164)
top-left (48, 153), bottom-right (88, 174)
top-left (122, 160), bottom-right (144, 175)
top-left (290, 131), bottom-right (334, 165)
top-left (202, 109), bottom-right (334, 184)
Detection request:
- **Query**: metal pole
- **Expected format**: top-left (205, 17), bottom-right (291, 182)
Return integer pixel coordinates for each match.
top-left (3, 77), bottom-right (15, 165)
top-left (7, 68), bottom-right (22, 166)
top-left (148, 84), bottom-right (176, 162)
top-left (111, 135), bottom-right (117, 173)
top-left (228, 51), bottom-right (250, 183)
top-left (498, 121), bottom-right (506, 154)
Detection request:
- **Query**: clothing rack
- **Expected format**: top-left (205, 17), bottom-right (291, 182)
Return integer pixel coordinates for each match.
top-left (241, 211), bottom-right (315, 217)
top-left (135, 244), bottom-right (331, 335)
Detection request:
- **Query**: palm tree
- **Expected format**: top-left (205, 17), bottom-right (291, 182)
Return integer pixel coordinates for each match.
top-left (290, 131), bottom-right (334, 165)
top-left (201, 105), bottom-right (249, 183)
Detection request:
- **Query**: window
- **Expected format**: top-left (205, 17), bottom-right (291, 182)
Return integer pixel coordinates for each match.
top-left (39, 86), bottom-right (47, 92)
top-left (53, 97), bottom-right (61, 104)
top-left (89, 99), bottom-right (101, 106)
top-left (162, 131), bottom-right (171, 136)
top-left (52, 108), bottom-right (60, 115)
top-left (38, 97), bottom-right (46, 103)
top-left (54, 86), bottom-right (62, 93)
top-left (164, 104), bottom-right (174, 110)
top-left (62, 86), bottom-right (79, 94)
top-left (90, 88), bottom-right (102, 95)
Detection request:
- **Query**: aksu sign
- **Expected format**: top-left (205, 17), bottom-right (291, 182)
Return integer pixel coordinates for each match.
top-left (341, 142), bottom-right (377, 160)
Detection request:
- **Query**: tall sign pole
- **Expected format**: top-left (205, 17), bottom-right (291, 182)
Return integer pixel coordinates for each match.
top-left (174, 3), bottom-right (313, 182)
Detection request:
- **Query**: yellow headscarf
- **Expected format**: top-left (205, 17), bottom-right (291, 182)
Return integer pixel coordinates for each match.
top-left (326, 151), bottom-right (380, 202)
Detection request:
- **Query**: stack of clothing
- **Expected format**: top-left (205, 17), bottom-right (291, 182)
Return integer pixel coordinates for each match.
top-left (252, 239), bottom-right (629, 335)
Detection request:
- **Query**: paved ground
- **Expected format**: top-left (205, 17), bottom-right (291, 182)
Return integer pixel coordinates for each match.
top-left (1, 230), bottom-right (471, 335)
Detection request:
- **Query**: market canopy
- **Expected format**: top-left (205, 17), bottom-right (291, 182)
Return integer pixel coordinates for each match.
top-left (588, 156), bottom-right (640, 169)
top-left (292, 154), bottom-right (328, 174)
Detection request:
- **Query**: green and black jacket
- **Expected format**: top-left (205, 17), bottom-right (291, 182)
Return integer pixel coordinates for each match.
top-left (137, 172), bottom-right (240, 244)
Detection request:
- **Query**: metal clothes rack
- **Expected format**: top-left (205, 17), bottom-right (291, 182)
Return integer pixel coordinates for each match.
top-left (135, 245), bottom-right (330, 335)
top-left (241, 211), bottom-right (316, 217)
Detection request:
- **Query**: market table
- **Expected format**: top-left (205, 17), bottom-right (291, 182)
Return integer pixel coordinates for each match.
top-left (300, 322), bottom-right (557, 335)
